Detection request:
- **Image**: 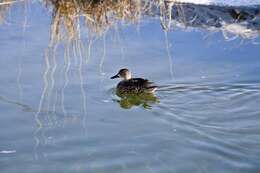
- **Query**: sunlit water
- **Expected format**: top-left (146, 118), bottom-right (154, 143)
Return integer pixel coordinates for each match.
top-left (0, 1), bottom-right (260, 173)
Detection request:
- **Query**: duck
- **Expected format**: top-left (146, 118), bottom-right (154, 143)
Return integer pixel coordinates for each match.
top-left (110, 68), bottom-right (157, 94)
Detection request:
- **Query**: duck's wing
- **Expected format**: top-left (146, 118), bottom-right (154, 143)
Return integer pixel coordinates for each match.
top-left (130, 78), bottom-right (151, 85)
top-left (130, 78), bottom-right (157, 90)
top-left (117, 78), bottom-right (157, 93)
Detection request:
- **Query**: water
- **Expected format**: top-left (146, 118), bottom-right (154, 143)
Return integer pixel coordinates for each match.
top-left (0, 1), bottom-right (260, 173)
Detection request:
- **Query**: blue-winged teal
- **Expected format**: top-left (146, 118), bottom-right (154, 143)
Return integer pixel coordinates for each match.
top-left (111, 68), bottom-right (157, 94)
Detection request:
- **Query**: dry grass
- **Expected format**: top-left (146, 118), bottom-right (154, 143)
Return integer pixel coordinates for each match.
top-left (0, 0), bottom-right (175, 42)
top-left (45, 0), bottom-right (161, 44)
top-left (0, 0), bottom-right (14, 24)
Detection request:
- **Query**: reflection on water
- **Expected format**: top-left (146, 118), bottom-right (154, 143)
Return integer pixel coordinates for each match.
top-left (33, 43), bottom-right (89, 160)
top-left (0, 95), bottom-right (33, 112)
top-left (0, 0), bottom-right (260, 173)
top-left (115, 91), bottom-right (159, 109)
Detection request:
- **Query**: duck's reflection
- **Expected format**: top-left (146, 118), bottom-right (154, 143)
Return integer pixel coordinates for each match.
top-left (116, 91), bottom-right (159, 109)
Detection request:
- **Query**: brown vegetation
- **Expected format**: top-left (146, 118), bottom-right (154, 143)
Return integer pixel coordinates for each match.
top-left (46, 0), bottom-right (160, 44)
top-left (0, 0), bottom-right (14, 24)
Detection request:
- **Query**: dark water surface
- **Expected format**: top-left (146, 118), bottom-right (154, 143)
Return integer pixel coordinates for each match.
top-left (0, 1), bottom-right (260, 173)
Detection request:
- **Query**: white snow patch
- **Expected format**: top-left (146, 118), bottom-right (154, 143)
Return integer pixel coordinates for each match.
top-left (0, 150), bottom-right (16, 154)
top-left (221, 22), bottom-right (259, 39)
top-left (173, 0), bottom-right (260, 6)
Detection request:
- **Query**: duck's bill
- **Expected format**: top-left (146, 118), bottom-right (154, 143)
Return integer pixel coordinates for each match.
top-left (110, 74), bottom-right (119, 79)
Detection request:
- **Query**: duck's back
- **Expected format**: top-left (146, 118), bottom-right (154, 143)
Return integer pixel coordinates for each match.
top-left (117, 78), bottom-right (157, 93)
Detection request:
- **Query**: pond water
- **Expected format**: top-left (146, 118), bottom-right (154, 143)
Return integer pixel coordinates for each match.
top-left (0, 1), bottom-right (260, 173)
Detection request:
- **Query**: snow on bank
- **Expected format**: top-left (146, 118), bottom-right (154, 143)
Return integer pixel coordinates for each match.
top-left (173, 0), bottom-right (260, 6)
top-left (167, 4), bottom-right (260, 39)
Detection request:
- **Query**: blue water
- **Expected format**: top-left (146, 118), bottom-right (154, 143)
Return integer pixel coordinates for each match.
top-left (0, 1), bottom-right (260, 173)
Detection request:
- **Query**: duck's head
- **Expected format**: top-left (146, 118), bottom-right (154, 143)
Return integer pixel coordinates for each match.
top-left (111, 68), bottom-right (132, 80)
